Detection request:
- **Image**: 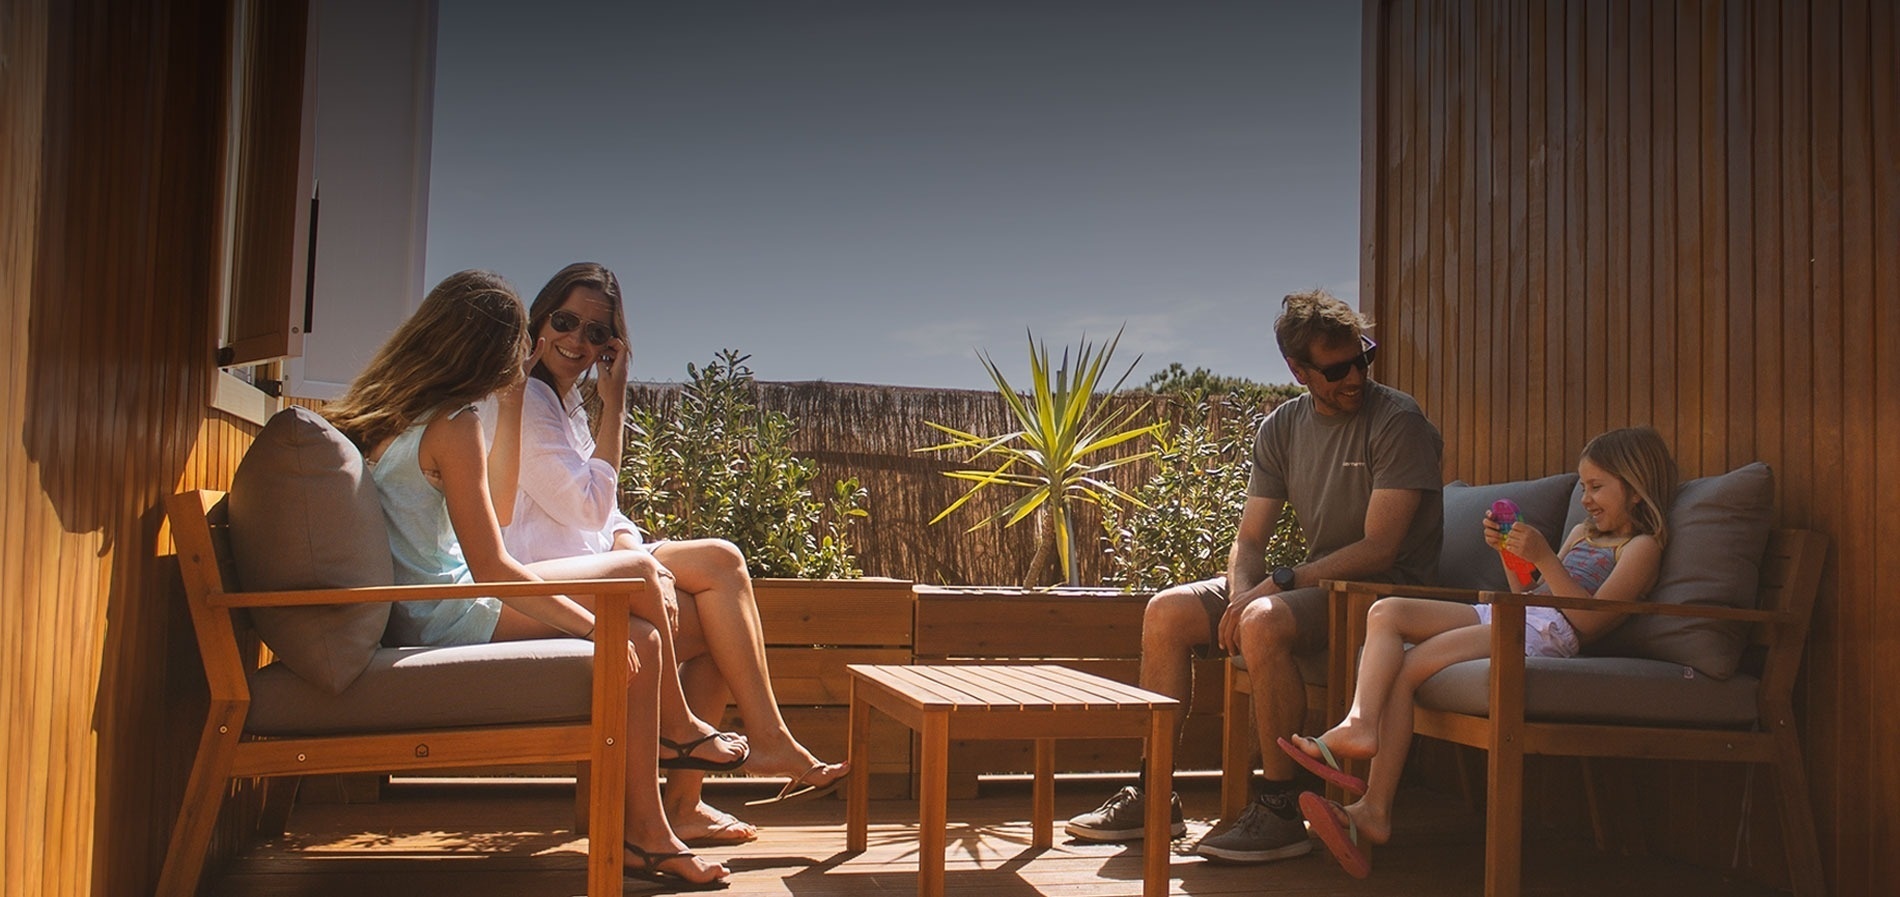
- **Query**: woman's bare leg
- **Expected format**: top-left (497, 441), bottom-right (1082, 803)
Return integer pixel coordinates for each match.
top-left (653, 539), bottom-right (846, 785)
top-left (522, 551), bottom-right (746, 768)
top-left (664, 650), bottom-right (759, 842)
top-left (493, 606), bottom-right (727, 883)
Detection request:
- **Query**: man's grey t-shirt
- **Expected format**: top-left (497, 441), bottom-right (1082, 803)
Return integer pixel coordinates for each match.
top-left (1247, 381), bottom-right (1444, 586)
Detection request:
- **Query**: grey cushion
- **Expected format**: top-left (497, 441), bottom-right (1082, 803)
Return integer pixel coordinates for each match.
top-left (1585, 462), bottom-right (1775, 679)
top-left (228, 406), bottom-right (394, 694)
top-left (246, 639), bottom-right (594, 736)
top-left (1438, 473), bottom-right (1579, 591)
top-left (1416, 655), bottom-right (1759, 728)
top-left (1230, 650), bottom-right (1330, 686)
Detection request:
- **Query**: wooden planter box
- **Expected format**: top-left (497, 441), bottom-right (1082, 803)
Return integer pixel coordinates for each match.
top-left (913, 585), bottom-right (1227, 795)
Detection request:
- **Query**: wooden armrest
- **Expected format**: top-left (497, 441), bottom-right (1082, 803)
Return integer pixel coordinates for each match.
top-left (209, 578), bottom-right (647, 609)
top-left (1323, 580), bottom-right (1484, 603)
top-left (1486, 590), bottom-right (1788, 624)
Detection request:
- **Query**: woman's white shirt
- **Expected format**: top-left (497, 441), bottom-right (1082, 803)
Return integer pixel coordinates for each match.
top-left (478, 378), bottom-right (643, 563)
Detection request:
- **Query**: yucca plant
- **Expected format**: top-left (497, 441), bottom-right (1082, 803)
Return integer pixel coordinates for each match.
top-left (917, 329), bottom-right (1165, 586)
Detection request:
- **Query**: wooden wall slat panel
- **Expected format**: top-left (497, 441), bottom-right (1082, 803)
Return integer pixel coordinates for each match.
top-left (1368, 1), bottom-right (1899, 891)
top-left (1602, 0), bottom-right (1628, 455)
top-left (1870, 0), bottom-right (1900, 883)
top-left (1750, 0), bottom-right (1783, 520)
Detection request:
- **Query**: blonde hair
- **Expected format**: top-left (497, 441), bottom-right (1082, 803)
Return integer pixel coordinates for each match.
top-left (324, 270), bottom-right (527, 451)
top-left (1579, 426), bottom-right (1679, 547)
top-left (1274, 288), bottom-right (1373, 363)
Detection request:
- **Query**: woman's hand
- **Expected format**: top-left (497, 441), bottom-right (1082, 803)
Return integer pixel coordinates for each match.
top-left (598, 337), bottom-right (630, 393)
top-left (620, 550), bottom-right (681, 634)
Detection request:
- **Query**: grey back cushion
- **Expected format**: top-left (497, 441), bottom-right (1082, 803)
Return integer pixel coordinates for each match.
top-left (1438, 473), bottom-right (1579, 591)
top-left (1584, 461), bottom-right (1775, 679)
top-left (228, 406), bottom-right (394, 694)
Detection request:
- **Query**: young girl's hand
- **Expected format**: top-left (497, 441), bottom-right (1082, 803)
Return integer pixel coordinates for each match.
top-left (1500, 519), bottom-right (1555, 564)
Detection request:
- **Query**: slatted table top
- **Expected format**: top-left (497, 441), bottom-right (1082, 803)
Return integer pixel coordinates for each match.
top-left (846, 663), bottom-right (1178, 712)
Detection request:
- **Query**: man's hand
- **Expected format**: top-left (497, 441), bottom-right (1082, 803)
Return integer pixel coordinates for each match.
top-left (1218, 582), bottom-right (1277, 654)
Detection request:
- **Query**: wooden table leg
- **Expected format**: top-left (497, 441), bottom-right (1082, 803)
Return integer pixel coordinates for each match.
top-left (1143, 707), bottom-right (1174, 897)
top-left (846, 679), bottom-right (870, 852)
top-left (1032, 737), bottom-right (1055, 849)
top-left (918, 712), bottom-right (949, 897)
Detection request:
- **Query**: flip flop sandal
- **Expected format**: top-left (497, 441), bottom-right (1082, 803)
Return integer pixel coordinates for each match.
top-left (660, 731), bottom-right (750, 772)
top-left (743, 763), bottom-right (845, 807)
top-left (1298, 791), bottom-right (1371, 879)
top-left (622, 843), bottom-right (730, 891)
top-left (1277, 735), bottom-right (1368, 796)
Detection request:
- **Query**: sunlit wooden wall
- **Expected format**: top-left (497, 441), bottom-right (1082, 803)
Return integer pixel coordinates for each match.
top-left (1, 1), bottom-right (262, 895)
top-left (1361, 0), bottom-right (1897, 893)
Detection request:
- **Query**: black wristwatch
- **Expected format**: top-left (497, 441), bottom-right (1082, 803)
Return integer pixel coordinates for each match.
top-left (1271, 566), bottom-right (1297, 590)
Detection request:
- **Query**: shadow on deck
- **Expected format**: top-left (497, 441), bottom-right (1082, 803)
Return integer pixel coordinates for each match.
top-left (204, 774), bottom-right (1783, 897)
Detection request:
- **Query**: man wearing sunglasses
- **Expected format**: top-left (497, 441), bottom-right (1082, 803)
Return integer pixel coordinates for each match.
top-left (1066, 289), bottom-right (1443, 865)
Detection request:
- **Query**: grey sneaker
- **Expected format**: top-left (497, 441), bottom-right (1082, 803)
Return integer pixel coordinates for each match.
top-left (1193, 795), bottom-right (1313, 863)
top-left (1063, 785), bottom-right (1187, 842)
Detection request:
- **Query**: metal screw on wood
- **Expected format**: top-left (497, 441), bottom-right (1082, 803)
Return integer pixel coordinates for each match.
top-left (415, 744), bottom-right (430, 758)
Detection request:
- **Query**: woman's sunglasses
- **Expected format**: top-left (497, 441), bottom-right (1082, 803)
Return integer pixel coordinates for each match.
top-left (548, 310), bottom-right (614, 347)
top-left (1308, 334), bottom-right (1379, 382)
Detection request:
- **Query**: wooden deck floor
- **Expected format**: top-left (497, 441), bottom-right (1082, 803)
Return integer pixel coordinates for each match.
top-left (204, 774), bottom-right (1785, 897)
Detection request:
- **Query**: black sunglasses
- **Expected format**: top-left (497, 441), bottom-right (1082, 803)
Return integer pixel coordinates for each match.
top-left (1307, 334), bottom-right (1379, 382)
top-left (548, 309), bottom-right (614, 347)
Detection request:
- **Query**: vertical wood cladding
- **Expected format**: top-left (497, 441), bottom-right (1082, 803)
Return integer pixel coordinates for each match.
top-left (1364, 1), bottom-right (1899, 893)
top-left (3, 1), bottom-right (258, 895)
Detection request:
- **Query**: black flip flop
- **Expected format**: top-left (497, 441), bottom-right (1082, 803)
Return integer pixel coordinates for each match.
top-left (622, 842), bottom-right (730, 891)
top-left (659, 731), bottom-right (750, 772)
top-left (743, 763), bottom-right (845, 807)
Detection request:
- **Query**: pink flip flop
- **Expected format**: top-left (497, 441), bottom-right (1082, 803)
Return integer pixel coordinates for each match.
top-left (1277, 735), bottom-right (1368, 796)
top-left (1299, 791), bottom-right (1370, 879)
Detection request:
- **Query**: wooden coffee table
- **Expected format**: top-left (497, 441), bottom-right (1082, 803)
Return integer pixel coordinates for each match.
top-left (845, 663), bottom-right (1179, 897)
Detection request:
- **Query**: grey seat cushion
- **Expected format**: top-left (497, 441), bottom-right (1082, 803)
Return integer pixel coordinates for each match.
top-left (1416, 655), bottom-right (1759, 728)
top-left (1439, 473), bottom-right (1579, 591)
top-left (1230, 650), bottom-right (1331, 687)
top-left (229, 406), bottom-right (394, 694)
top-left (246, 638), bottom-right (594, 736)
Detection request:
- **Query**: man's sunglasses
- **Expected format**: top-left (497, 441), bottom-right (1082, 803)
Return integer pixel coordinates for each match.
top-left (1308, 334), bottom-right (1379, 382)
top-left (549, 310), bottom-right (614, 347)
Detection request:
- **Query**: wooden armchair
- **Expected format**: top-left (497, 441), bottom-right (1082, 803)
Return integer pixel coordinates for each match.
top-left (159, 490), bottom-right (637, 897)
top-left (1411, 528), bottom-right (1828, 897)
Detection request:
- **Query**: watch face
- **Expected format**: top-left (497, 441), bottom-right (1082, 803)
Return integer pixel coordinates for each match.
top-left (1273, 567), bottom-right (1295, 588)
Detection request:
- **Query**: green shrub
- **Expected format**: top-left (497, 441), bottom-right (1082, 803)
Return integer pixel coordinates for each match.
top-left (1102, 392), bottom-right (1305, 590)
top-left (619, 350), bottom-right (867, 579)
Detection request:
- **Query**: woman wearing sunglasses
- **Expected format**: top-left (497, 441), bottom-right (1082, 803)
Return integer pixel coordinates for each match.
top-left (490, 262), bottom-right (847, 847)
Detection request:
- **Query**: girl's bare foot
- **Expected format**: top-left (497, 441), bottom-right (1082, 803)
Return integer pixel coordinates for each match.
top-left (623, 838), bottom-right (728, 886)
top-left (1342, 799), bottom-right (1393, 846)
top-left (1306, 718), bottom-right (1379, 760)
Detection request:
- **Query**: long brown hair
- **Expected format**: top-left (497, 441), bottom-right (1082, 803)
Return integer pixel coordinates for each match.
top-left (323, 270), bottom-right (528, 451)
top-left (1579, 426), bottom-right (1679, 547)
top-left (526, 262), bottom-right (628, 408)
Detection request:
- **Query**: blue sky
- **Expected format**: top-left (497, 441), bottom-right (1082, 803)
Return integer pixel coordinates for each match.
top-left (425, 1), bottom-right (1361, 390)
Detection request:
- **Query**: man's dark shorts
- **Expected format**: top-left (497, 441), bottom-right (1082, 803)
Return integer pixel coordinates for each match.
top-left (1180, 576), bottom-right (1332, 658)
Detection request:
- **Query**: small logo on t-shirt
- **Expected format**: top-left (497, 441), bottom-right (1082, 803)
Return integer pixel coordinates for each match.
top-left (1341, 461), bottom-right (1368, 469)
